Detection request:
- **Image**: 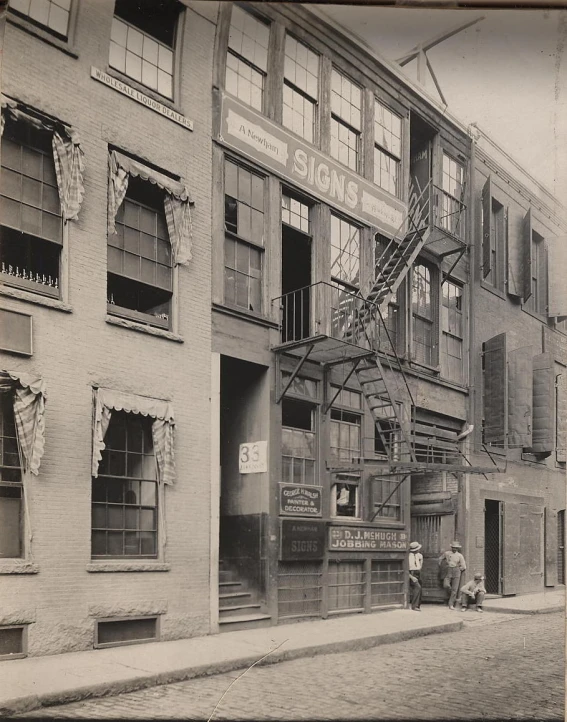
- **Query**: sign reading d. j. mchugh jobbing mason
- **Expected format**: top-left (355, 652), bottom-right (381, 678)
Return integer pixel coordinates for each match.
top-left (329, 527), bottom-right (408, 551)
top-left (219, 93), bottom-right (407, 238)
top-left (91, 67), bottom-right (193, 131)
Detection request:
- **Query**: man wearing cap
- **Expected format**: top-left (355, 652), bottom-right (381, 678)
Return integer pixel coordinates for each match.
top-left (439, 541), bottom-right (466, 609)
top-left (408, 541), bottom-right (423, 611)
top-left (460, 573), bottom-right (486, 612)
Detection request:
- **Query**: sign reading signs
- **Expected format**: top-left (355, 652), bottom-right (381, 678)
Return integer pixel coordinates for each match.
top-left (280, 519), bottom-right (326, 561)
top-left (238, 440), bottom-right (268, 474)
top-left (219, 93), bottom-right (407, 237)
top-left (329, 526), bottom-right (408, 552)
top-left (279, 484), bottom-right (322, 517)
top-left (91, 67), bottom-right (193, 131)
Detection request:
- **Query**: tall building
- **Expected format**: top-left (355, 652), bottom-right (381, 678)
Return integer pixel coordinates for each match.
top-left (0, 0), bottom-right (215, 657)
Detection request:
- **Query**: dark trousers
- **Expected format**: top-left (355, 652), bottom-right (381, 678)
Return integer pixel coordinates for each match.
top-left (410, 571), bottom-right (422, 609)
top-left (443, 567), bottom-right (463, 607)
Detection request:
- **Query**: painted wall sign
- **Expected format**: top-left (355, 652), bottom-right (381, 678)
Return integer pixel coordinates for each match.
top-left (329, 526), bottom-right (408, 551)
top-left (238, 440), bottom-right (268, 474)
top-left (219, 93), bottom-right (407, 237)
top-left (280, 519), bottom-right (326, 560)
top-left (279, 483), bottom-right (322, 517)
top-left (91, 67), bottom-right (194, 131)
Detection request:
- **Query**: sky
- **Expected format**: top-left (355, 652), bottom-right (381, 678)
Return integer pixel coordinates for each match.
top-left (314, 6), bottom-right (567, 201)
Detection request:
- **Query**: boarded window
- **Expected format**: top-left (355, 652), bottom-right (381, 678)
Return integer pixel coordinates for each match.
top-left (96, 617), bottom-right (158, 648)
top-left (278, 561), bottom-right (322, 619)
top-left (530, 353), bottom-right (554, 455)
top-left (328, 560), bottom-right (366, 612)
top-left (370, 560), bottom-right (404, 607)
top-left (507, 346), bottom-right (533, 448)
top-left (483, 333), bottom-right (507, 448)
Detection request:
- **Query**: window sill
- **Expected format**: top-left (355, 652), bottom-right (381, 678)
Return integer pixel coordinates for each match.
top-left (86, 562), bottom-right (170, 573)
top-left (479, 280), bottom-right (507, 301)
top-left (0, 285), bottom-right (71, 312)
top-left (104, 67), bottom-right (180, 113)
top-left (0, 561), bottom-right (39, 575)
top-left (327, 519), bottom-right (405, 529)
top-left (7, 13), bottom-right (78, 57)
top-left (106, 315), bottom-right (183, 342)
top-left (213, 302), bottom-right (279, 329)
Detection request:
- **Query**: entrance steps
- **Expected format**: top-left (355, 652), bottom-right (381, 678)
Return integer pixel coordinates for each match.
top-left (218, 562), bottom-right (271, 632)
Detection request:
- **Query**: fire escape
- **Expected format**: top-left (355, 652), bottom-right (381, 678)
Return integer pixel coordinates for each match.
top-left (273, 178), bottom-right (503, 518)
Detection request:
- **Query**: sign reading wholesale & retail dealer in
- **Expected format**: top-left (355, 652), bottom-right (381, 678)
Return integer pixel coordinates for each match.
top-left (279, 484), bottom-right (322, 517)
top-left (219, 93), bottom-right (407, 237)
top-left (329, 527), bottom-right (408, 551)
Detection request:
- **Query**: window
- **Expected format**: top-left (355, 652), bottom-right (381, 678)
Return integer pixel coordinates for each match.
top-left (281, 398), bottom-right (316, 485)
top-left (0, 394), bottom-right (23, 559)
top-left (374, 101), bottom-right (402, 197)
top-left (483, 197), bottom-right (505, 291)
top-left (330, 70), bottom-right (361, 172)
top-left (107, 177), bottom-right (173, 328)
top-left (441, 153), bottom-right (465, 237)
top-left (224, 160), bottom-right (264, 312)
top-left (370, 477), bottom-right (402, 520)
top-left (92, 412), bottom-right (158, 559)
top-left (95, 617), bottom-right (158, 648)
top-left (525, 231), bottom-right (547, 315)
top-left (331, 214), bottom-right (360, 290)
top-left (330, 386), bottom-right (362, 465)
top-left (374, 235), bottom-right (401, 352)
top-left (0, 626), bottom-right (25, 660)
top-left (9, 0), bottom-right (71, 40)
top-left (1, 119), bottom-right (62, 298)
top-left (283, 34), bottom-right (319, 143)
top-left (226, 5), bottom-right (269, 112)
top-left (328, 561), bottom-right (365, 612)
top-left (411, 262), bottom-right (436, 366)
top-left (441, 281), bottom-right (464, 384)
top-left (278, 562), bottom-right (322, 619)
top-left (413, 411), bottom-right (462, 465)
top-left (282, 194), bottom-right (310, 234)
top-left (109, 0), bottom-right (180, 99)
top-left (332, 476), bottom-right (360, 518)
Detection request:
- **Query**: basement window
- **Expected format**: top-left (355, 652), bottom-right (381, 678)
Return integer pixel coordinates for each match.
top-left (95, 616), bottom-right (158, 649)
top-left (0, 626), bottom-right (26, 660)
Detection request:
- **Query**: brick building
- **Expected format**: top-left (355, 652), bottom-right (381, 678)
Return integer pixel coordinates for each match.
top-left (0, 0), bottom-right (215, 657)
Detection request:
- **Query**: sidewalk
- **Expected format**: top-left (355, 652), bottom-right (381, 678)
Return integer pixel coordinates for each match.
top-left (0, 591), bottom-right (562, 717)
top-left (483, 587), bottom-right (565, 614)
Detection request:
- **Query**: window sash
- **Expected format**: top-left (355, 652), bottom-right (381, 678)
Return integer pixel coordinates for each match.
top-left (9, 0), bottom-right (71, 38)
top-left (283, 83), bottom-right (316, 143)
top-left (374, 100), bottom-right (402, 160)
top-left (330, 117), bottom-right (359, 172)
top-left (374, 146), bottom-right (399, 197)
top-left (224, 237), bottom-right (263, 312)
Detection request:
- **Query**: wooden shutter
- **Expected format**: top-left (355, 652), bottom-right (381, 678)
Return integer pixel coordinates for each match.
top-left (545, 508), bottom-right (558, 587)
top-left (481, 175), bottom-right (492, 279)
top-left (547, 237), bottom-right (567, 319)
top-left (522, 208), bottom-right (533, 302)
top-left (508, 346), bottom-right (533, 448)
top-left (556, 371), bottom-right (567, 463)
top-left (502, 501), bottom-right (520, 595)
top-left (506, 209), bottom-right (522, 297)
top-left (483, 333), bottom-right (508, 448)
top-left (531, 353), bottom-right (554, 455)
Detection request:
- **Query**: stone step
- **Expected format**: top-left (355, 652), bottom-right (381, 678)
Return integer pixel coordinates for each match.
top-left (219, 591), bottom-right (253, 608)
top-left (219, 603), bottom-right (263, 618)
top-left (218, 612), bottom-right (272, 632)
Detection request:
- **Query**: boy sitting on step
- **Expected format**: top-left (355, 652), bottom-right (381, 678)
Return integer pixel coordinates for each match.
top-left (460, 573), bottom-right (486, 612)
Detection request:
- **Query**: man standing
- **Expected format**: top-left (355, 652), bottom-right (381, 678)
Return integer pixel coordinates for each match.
top-left (460, 573), bottom-right (486, 612)
top-left (439, 541), bottom-right (466, 610)
top-left (408, 541), bottom-right (423, 611)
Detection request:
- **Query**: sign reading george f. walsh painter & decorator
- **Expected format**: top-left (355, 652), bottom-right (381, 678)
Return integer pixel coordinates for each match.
top-left (219, 93), bottom-right (407, 238)
top-left (279, 483), bottom-right (322, 517)
top-left (329, 526), bottom-right (408, 551)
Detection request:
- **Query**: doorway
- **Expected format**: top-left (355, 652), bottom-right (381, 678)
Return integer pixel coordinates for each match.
top-left (409, 112), bottom-right (436, 228)
top-left (484, 499), bottom-right (502, 594)
top-left (281, 195), bottom-right (312, 342)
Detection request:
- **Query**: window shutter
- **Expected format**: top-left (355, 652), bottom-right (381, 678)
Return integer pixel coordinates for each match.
top-left (556, 372), bottom-right (566, 463)
top-left (483, 333), bottom-right (508, 448)
top-left (547, 236), bottom-right (567, 319)
top-left (545, 508), bottom-right (558, 586)
top-left (522, 208), bottom-right (533, 302)
top-left (506, 208), bottom-right (522, 297)
top-left (531, 352), bottom-right (554, 455)
top-left (481, 175), bottom-right (492, 279)
top-left (507, 346), bottom-right (533, 448)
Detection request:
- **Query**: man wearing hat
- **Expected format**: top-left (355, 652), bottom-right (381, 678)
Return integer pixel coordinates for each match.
top-left (408, 541), bottom-right (423, 611)
top-left (438, 541), bottom-right (466, 609)
top-left (460, 573), bottom-right (486, 612)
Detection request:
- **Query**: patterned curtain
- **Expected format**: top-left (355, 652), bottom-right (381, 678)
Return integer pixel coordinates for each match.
top-left (164, 194), bottom-right (193, 266)
top-left (152, 418), bottom-right (175, 485)
top-left (107, 151), bottom-right (130, 236)
top-left (52, 130), bottom-right (86, 222)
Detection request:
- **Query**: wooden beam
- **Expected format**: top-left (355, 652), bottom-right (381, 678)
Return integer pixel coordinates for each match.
top-left (396, 17), bottom-right (485, 64)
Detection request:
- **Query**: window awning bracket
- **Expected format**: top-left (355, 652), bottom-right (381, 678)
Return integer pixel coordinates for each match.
top-left (276, 344), bottom-right (314, 404)
top-left (322, 357), bottom-right (363, 414)
top-left (442, 245), bottom-right (467, 284)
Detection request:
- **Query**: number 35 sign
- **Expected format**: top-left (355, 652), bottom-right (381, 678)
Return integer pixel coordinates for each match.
top-left (239, 441), bottom-right (268, 474)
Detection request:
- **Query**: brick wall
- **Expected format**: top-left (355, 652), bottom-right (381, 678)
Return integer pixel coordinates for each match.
top-left (0, 0), bottom-right (217, 656)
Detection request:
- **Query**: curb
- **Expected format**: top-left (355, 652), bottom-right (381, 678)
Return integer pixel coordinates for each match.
top-left (0, 620), bottom-right (463, 717)
top-left (485, 605), bottom-right (564, 615)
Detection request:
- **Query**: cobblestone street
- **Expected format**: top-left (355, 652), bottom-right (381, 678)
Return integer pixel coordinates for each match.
top-left (20, 611), bottom-right (564, 720)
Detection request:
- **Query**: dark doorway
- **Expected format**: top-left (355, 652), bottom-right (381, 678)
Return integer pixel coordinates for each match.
top-left (281, 221), bottom-right (312, 342)
top-left (409, 112), bottom-right (436, 229)
top-left (484, 499), bottom-right (502, 594)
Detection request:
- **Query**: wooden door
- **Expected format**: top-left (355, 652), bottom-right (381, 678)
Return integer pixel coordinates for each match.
top-left (520, 504), bottom-right (544, 592)
top-left (411, 512), bottom-right (455, 601)
top-left (502, 502), bottom-right (520, 595)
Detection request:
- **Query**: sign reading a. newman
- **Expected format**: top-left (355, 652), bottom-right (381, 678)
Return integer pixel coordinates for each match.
top-left (329, 526), bottom-right (408, 551)
top-left (219, 93), bottom-right (407, 238)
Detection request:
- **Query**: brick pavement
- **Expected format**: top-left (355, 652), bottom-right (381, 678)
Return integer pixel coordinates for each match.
top-left (19, 611), bottom-right (564, 720)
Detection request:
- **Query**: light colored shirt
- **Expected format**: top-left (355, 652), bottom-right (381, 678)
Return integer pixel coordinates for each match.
top-left (439, 550), bottom-right (466, 571)
top-left (461, 579), bottom-right (486, 596)
top-left (409, 552), bottom-right (423, 571)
